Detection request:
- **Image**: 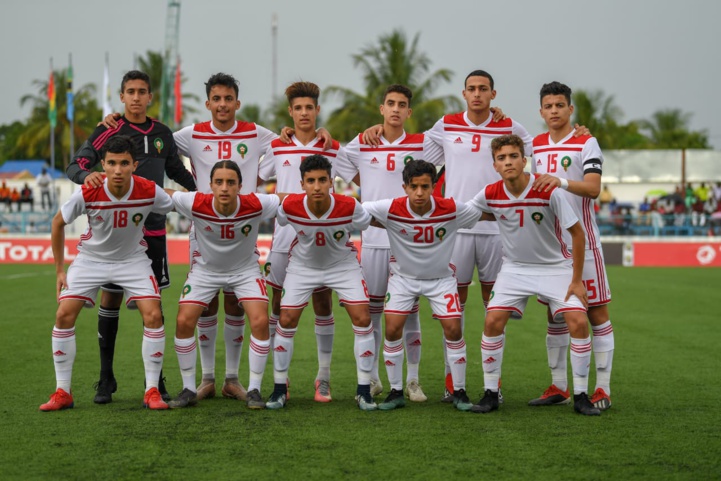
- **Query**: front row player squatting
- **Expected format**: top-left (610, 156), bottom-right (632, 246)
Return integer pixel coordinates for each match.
top-left (468, 134), bottom-right (601, 416)
top-left (41, 135), bottom-right (174, 411)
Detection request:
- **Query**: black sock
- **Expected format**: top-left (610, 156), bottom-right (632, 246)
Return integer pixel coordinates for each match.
top-left (357, 384), bottom-right (371, 397)
top-left (273, 383), bottom-right (288, 395)
top-left (98, 306), bottom-right (120, 379)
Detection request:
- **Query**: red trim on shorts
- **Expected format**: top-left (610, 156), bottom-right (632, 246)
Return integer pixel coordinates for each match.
top-left (479, 280), bottom-right (496, 286)
top-left (432, 314), bottom-right (462, 320)
top-left (179, 300), bottom-right (209, 308)
top-left (238, 297), bottom-right (269, 303)
top-left (384, 309), bottom-right (412, 315)
top-left (280, 303), bottom-right (309, 310)
top-left (552, 307), bottom-right (587, 318)
top-left (313, 286), bottom-right (330, 293)
top-left (537, 298), bottom-right (549, 306)
top-left (127, 295), bottom-right (161, 306)
top-left (457, 280), bottom-right (472, 287)
top-left (58, 295), bottom-right (95, 306)
top-left (265, 279), bottom-right (282, 290)
top-left (487, 306), bottom-right (523, 317)
top-left (588, 299), bottom-right (611, 307)
top-left (338, 299), bottom-right (369, 305)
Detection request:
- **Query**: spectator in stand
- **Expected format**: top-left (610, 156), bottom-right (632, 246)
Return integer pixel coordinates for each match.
top-left (638, 197), bottom-right (652, 225)
top-left (599, 185), bottom-right (613, 211)
top-left (695, 182), bottom-right (710, 203)
top-left (10, 188), bottom-right (20, 211)
top-left (26, 221), bottom-right (37, 233)
top-left (0, 181), bottom-right (10, 211)
top-left (36, 168), bottom-right (53, 210)
top-left (713, 182), bottom-right (721, 204)
top-left (20, 183), bottom-right (33, 211)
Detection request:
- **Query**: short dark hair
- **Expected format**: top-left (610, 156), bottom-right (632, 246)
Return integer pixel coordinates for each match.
top-left (285, 81), bottom-right (320, 105)
top-left (490, 134), bottom-right (525, 159)
top-left (210, 160), bottom-right (242, 184)
top-left (465, 70), bottom-right (494, 90)
top-left (539, 81), bottom-right (572, 105)
top-left (100, 135), bottom-right (136, 161)
top-left (300, 154), bottom-right (332, 179)
top-left (402, 159), bottom-right (437, 185)
top-left (383, 84), bottom-right (413, 107)
top-left (205, 73), bottom-right (239, 99)
top-left (120, 70), bottom-right (151, 93)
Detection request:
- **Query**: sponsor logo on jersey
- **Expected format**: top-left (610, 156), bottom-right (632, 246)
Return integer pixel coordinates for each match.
top-left (204, 226), bottom-right (213, 232)
top-left (182, 284), bottom-right (191, 298)
top-left (360, 350), bottom-right (374, 358)
top-left (282, 160), bottom-right (292, 167)
top-left (536, 159), bottom-right (543, 166)
top-left (150, 351), bottom-right (164, 358)
top-left (399, 228), bottom-right (408, 235)
top-left (153, 138), bottom-right (164, 153)
top-left (454, 137), bottom-right (463, 144)
top-left (561, 156), bottom-right (572, 171)
top-left (454, 356), bottom-right (467, 364)
top-left (403, 155), bottom-right (414, 165)
top-left (333, 230), bottom-right (345, 241)
top-left (436, 227), bottom-right (447, 241)
top-left (531, 212), bottom-right (544, 224)
top-left (237, 143), bottom-right (248, 158)
top-left (370, 157), bottom-right (379, 164)
top-left (132, 213), bottom-right (144, 226)
top-left (53, 350), bottom-right (66, 357)
top-left (499, 214), bottom-right (507, 220)
top-left (483, 356), bottom-right (496, 364)
top-left (297, 230), bottom-right (306, 236)
top-left (203, 145), bottom-right (212, 152)
top-left (95, 215), bottom-right (104, 222)
top-left (241, 225), bottom-right (252, 237)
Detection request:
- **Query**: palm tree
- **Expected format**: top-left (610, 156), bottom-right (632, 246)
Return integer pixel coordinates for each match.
top-left (14, 70), bottom-right (101, 169)
top-left (639, 109), bottom-right (709, 149)
top-left (572, 89), bottom-right (650, 149)
top-left (325, 29), bottom-right (462, 142)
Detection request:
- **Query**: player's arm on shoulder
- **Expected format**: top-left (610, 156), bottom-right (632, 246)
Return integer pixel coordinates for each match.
top-left (100, 112), bottom-right (122, 129)
top-left (361, 125), bottom-right (384, 147)
top-left (173, 126), bottom-right (192, 157)
top-left (572, 124), bottom-right (591, 137)
top-left (153, 185), bottom-right (174, 214)
top-left (353, 199), bottom-right (372, 230)
top-left (68, 136), bottom-right (103, 187)
top-left (334, 142), bottom-right (360, 184)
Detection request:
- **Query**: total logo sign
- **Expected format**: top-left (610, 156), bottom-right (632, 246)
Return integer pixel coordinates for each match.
top-left (0, 239), bottom-right (77, 263)
top-left (633, 242), bottom-right (721, 267)
top-left (696, 245), bottom-right (720, 265)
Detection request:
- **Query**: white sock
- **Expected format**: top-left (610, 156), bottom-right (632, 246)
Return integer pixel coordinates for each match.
top-left (353, 324), bottom-right (374, 386)
top-left (592, 320), bottom-right (614, 394)
top-left (224, 314), bottom-right (245, 378)
top-left (383, 338), bottom-right (404, 391)
top-left (273, 325), bottom-right (296, 385)
top-left (404, 305), bottom-right (421, 383)
top-left (248, 335), bottom-right (270, 392)
top-left (481, 333), bottom-right (504, 392)
top-left (314, 314), bottom-right (334, 381)
top-left (52, 327), bottom-right (76, 392)
top-left (268, 313), bottom-right (279, 350)
top-left (445, 338), bottom-right (467, 391)
top-left (547, 322), bottom-right (570, 391)
top-left (369, 303), bottom-right (383, 382)
top-left (197, 315), bottom-right (218, 378)
top-left (444, 303), bottom-right (466, 378)
top-left (142, 326), bottom-right (165, 391)
top-left (174, 336), bottom-right (197, 392)
top-left (570, 336), bottom-right (592, 395)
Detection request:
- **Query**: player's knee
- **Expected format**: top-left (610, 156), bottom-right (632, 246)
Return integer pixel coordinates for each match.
top-left (143, 309), bottom-right (163, 329)
top-left (563, 312), bottom-right (589, 337)
top-left (279, 310), bottom-right (299, 329)
top-left (385, 323), bottom-right (403, 341)
top-left (443, 323), bottom-right (463, 341)
top-left (588, 305), bottom-right (609, 326)
top-left (484, 313), bottom-right (507, 336)
top-left (55, 308), bottom-right (77, 329)
top-left (350, 311), bottom-right (371, 328)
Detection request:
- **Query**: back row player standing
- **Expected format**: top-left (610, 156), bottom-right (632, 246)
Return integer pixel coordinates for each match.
top-left (67, 70), bottom-right (197, 404)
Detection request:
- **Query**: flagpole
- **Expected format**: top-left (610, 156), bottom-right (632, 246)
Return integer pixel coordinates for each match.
top-left (49, 57), bottom-right (55, 171)
top-left (67, 53), bottom-right (74, 172)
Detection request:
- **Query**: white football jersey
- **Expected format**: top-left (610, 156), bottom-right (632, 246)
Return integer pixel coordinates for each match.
top-left (174, 120), bottom-right (277, 193)
top-left (334, 131), bottom-right (444, 249)
top-left (172, 191), bottom-right (279, 273)
top-left (61, 175), bottom-right (173, 262)
top-left (363, 196), bottom-right (480, 279)
top-left (426, 112), bottom-right (533, 234)
top-left (531, 132), bottom-right (603, 250)
top-left (277, 193), bottom-right (371, 270)
top-left (258, 136), bottom-right (340, 253)
top-left (469, 175), bottom-right (579, 275)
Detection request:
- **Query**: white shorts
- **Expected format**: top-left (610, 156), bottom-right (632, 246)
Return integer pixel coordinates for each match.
top-left (452, 233), bottom-right (503, 287)
top-left (179, 265), bottom-right (268, 309)
top-left (538, 248), bottom-right (611, 308)
top-left (59, 256), bottom-right (160, 309)
top-left (385, 274), bottom-right (461, 320)
top-left (361, 247), bottom-right (391, 304)
top-left (265, 250), bottom-right (290, 290)
top-left (281, 260), bottom-right (368, 309)
top-left (488, 270), bottom-right (586, 321)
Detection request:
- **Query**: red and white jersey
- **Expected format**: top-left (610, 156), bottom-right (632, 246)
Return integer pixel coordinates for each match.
top-left (363, 196), bottom-right (480, 279)
top-left (172, 191), bottom-right (279, 273)
top-left (61, 175), bottom-right (173, 263)
top-left (258, 135), bottom-right (340, 253)
top-left (470, 175), bottom-right (579, 275)
top-left (531, 131), bottom-right (603, 250)
top-left (277, 193), bottom-right (371, 270)
top-left (426, 112), bottom-right (533, 234)
top-left (334, 132), bottom-right (444, 249)
top-left (174, 120), bottom-right (277, 193)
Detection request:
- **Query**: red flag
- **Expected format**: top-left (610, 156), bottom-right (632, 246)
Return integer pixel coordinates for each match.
top-left (48, 67), bottom-right (57, 127)
top-left (174, 59), bottom-right (182, 125)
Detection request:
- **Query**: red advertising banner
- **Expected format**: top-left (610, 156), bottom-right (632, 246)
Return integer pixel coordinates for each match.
top-left (633, 242), bottom-right (721, 267)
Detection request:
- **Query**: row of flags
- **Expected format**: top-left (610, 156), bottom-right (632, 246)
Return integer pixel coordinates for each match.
top-left (47, 54), bottom-right (184, 125)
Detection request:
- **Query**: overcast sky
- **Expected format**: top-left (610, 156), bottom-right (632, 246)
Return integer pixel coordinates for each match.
top-left (3, 0), bottom-right (719, 147)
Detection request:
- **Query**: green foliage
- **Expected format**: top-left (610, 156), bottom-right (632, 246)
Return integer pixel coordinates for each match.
top-left (639, 108), bottom-right (710, 148)
top-left (325, 29), bottom-right (462, 142)
top-left (1, 264), bottom-right (720, 478)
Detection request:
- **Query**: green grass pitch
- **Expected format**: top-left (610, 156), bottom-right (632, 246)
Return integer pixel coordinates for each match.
top-left (0, 264), bottom-right (719, 479)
